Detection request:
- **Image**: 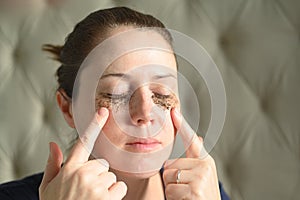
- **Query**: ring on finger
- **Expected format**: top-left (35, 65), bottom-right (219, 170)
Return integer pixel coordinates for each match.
top-left (176, 169), bottom-right (181, 184)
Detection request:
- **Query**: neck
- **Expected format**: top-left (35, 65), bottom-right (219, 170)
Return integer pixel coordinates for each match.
top-left (110, 168), bottom-right (165, 200)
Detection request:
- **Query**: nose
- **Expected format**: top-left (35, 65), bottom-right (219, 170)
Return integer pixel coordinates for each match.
top-left (129, 87), bottom-right (154, 126)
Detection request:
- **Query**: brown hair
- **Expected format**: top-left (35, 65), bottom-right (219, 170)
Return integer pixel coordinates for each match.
top-left (43, 7), bottom-right (173, 98)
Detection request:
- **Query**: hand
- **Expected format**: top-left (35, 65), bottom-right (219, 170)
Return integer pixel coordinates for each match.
top-left (163, 108), bottom-right (221, 200)
top-left (39, 107), bottom-right (127, 200)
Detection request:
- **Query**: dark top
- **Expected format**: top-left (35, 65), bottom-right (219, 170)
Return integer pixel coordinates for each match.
top-left (0, 172), bottom-right (230, 200)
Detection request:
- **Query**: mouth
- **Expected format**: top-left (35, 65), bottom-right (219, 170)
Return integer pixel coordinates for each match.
top-left (125, 139), bottom-right (162, 152)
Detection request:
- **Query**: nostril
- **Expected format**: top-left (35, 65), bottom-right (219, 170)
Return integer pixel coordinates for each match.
top-left (136, 117), bottom-right (154, 126)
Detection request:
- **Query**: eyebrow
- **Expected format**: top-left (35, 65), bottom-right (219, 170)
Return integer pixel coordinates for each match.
top-left (100, 72), bottom-right (176, 80)
top-left (152, 73), bottom-right (176, 80)
top-left (100, 73), bottom-right (130, 80)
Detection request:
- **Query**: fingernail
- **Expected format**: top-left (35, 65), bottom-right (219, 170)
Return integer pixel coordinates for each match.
top-left (98, 107), bottom-right (108, 117)
top-left (198, 136), bottom-right (203, 143)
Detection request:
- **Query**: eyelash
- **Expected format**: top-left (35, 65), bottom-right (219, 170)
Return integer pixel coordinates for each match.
top-left (152, 93), bottom-right (171, 99)
top-left (100, 92), bottom-right (131, 101)
top-left (100, 92), bottom-right (170, 100)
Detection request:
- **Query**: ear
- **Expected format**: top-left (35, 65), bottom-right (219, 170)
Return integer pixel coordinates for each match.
top-left (56, 90), bottom-right (75, 128)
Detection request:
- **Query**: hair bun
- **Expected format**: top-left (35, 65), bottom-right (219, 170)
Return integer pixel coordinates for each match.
top-left (42, 44), bottom-right (63, 63)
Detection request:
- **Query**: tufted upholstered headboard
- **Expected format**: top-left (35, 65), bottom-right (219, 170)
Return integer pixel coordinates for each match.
top-left (0, 0), bottom-right (299, 199)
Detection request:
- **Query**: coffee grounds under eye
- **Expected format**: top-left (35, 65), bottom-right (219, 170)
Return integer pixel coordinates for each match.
top-left (151, 93), bottom-right (178, 110)
top-left (95, 92), bottom-right (179, 111)
top-left (95, 93), bottom-right (129, 111)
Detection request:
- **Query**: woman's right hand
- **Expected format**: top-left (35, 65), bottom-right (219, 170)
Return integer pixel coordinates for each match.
top-left (39, 107), bottom-right (127, 200)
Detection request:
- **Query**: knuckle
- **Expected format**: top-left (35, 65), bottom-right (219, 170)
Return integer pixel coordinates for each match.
top-left (203, 162), bottom-right (215, 176)
top-left (205, 154), bottom-right (216, 165)
top-left (194, 167), bottom-right (210, 182)
top-left (117, 181), bottom-right (128, 193)
top-left (165, 187), bottom-right (170, 195)
top-left (164, 184), bottom-right (173, 196)
top-left (162, 170), bottom-right (168, 182)
top-left (38, 186), bottom-right (43, 195)
top-left (184, 183), bottom-right (198, 198)
top-left (192, 191), bottom-right (202, 199)
top-left (89, 185), bottom-right (108, 198)
top-left (96, 159), bottom-right (109, 169)
top-left (61, 163), bottom-right (72, 172)
top-left (107, 172), bottom-right (117, 182)
top-left (76, 167), bottom-right (86, 176)
top-left (60, 164), bottom-right (74, 177)
top-left (195, 172), bottom-right (204, 180)
top-left (122, 182), bottom-right (128, 191)
top-left (202, 164), bottom-right (211, 174)
top-left (99, 186), bottom-right (109, 195)
top-left (191, 187), bottom-right (204, 199)
top-left (76, 169), bottom-right (89, 184)
top-left (80, 135), bottom-right (91, 146)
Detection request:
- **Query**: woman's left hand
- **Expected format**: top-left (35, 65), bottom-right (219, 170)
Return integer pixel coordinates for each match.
top-left (163, 108), bottom-right (221, 200)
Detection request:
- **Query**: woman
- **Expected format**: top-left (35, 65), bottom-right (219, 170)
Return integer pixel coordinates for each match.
top-left (0, 7), bottom-right (229, 200)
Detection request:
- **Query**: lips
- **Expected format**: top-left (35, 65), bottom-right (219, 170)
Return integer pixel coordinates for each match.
top-left (125, 138), bottom-right (162, 152)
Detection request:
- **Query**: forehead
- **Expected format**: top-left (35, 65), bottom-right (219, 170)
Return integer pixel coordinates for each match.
top-left (104, 49), bottom-right (177, 75)
top-left (102, 27), bottom-right (176, 75)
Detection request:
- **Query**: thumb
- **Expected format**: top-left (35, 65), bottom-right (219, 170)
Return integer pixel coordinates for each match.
top-left (40, 142), bottom-right (63, 191)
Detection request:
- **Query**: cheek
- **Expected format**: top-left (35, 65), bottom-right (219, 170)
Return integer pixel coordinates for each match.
top-left (101, 111), bottom-right (126, 146)
top-left (160, 114), bottom-right (176, 142)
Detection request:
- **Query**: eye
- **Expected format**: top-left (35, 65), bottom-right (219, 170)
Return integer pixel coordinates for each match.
top-left (152, 92), bottom-right (171, 99)
top-left (100, 92), bottom-right (131, 100)
top-left (96, 82), bottom-right (132, 100)
top-left (150, 84), bottom-right (173, 96)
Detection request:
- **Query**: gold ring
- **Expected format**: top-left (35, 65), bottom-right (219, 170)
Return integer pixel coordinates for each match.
top-left (176, 169), bottom-right (181, 184)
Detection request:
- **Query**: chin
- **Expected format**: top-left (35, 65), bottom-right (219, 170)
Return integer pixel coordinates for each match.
top-left (112, 168), bottom-right (160, 180)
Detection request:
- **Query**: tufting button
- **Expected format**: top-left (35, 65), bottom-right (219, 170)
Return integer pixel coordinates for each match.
top-left (260, 97), bottom-right (269, 113)
top-left (43, 103), bottom-right (57, 125)
top-left (43, 104), bottom-right (55, 125)
top-left (12, 46), bottom-right (24, 64)
top-left (219, 35), bottom-right (230, 48)
top-left (43, 109), bottom-right (49, 123)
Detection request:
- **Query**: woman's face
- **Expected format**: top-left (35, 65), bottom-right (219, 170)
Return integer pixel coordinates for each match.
top-left (89, 29), bottom-right (179, 174)
top-left (96, 49), bottom-right (177, 151)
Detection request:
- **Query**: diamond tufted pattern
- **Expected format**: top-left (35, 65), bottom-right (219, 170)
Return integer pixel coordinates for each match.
top-left (0, 0), bottom-right (299, 199)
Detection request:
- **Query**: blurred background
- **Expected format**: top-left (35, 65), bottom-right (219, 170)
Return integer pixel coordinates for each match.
top-left (0, 0), bottom-right (299, 199)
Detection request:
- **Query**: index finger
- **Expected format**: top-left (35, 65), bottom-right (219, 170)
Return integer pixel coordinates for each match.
top-left (67, 107), bottom-right (109, 164)
top-left (171, 108), bottom-right (206, 159)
